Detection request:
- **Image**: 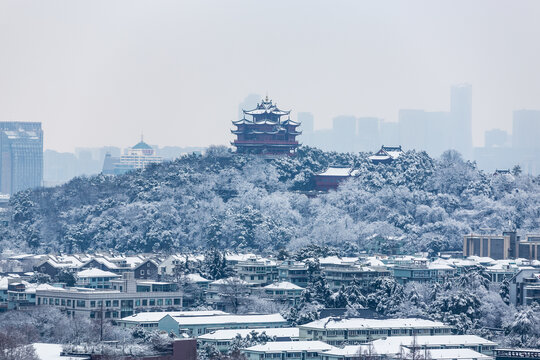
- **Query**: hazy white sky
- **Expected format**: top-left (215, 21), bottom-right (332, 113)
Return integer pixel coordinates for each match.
top-left (0, 0), bottom-right (539, 152)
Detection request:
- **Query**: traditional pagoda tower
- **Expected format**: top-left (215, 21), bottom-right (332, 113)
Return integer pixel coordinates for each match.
top-left (231, 96), bottom-right (301, 156)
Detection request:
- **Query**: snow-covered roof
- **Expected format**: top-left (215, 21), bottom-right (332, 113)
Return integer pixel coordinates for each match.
top-left (322, 345), bottom-right (364, 357)
top-left (244, 341), bottom-right (334, 353)
top-left (77, 268), bottom-right (120, 278)
top-left (199, 327), bottom-right (299, 341)
top-left (301, 317), bottom-right (449, 330)
top-left (427, 263), bottom-right (455, 270)
top-left (264, 281), bottom-right (303, 290)
top-left (368, 154), bottom-right (391, 161)
top-left (184, 273), bottom-right (211, 283)
top-left (317, 167), bottom-right (353, 177)
top-left (211, 277), bottom-right (250, 286)
top-left (225, 253), bottom-right (260, 262)
top-left (402, 348), bottom-right (491, 360)
top-left (367, 335), bottom-right (496, 355)
top-left (174, 313), bottom-right (286, 326)
top-left (119, 310), bottom-right (229, 323)
top-left (364, 257), bottom-right (386, 267)
top-left (317, 256), bottom-right (359, 266)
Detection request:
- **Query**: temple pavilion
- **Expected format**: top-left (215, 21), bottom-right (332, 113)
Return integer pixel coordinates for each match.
top-left (231, 96), bottom-right (301, 156)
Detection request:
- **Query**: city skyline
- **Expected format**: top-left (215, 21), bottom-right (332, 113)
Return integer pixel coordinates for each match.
top-left (1, 1), bottom-right (539, 152)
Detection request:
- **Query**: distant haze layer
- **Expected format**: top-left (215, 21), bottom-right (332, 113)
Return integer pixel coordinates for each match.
top-left (0, 0), bottom-right (539, 152)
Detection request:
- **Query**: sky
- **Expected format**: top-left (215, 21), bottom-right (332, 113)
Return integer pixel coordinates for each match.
top-left (0, 0), bottom-right (539, 152)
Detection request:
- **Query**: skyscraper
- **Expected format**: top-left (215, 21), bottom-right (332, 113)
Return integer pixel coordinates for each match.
top-left (0, 122), bottom-right (43, 194)
top-left (398, 109), bottom-right (427, 151)
top-left (512, 110), bottom-right (540, 149)
top-left (356, 117), bottom-right (380, 152)
top-left (332, 115), bottom-right (356, 153)
top-left (450, 84), bottom-right (473, 157)
top-left (298, 112), bottom-right (314, 146)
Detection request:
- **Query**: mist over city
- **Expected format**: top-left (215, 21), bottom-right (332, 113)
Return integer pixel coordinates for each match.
top-left (1, 1), bottom-right (540, 360)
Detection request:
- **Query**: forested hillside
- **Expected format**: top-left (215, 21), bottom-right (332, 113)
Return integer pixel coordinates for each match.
top-left (2, 146), bottom-right (539, 254)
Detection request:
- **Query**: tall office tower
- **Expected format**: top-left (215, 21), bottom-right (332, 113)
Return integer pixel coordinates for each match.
top-left (0, 122), bottom-right (43, 194)
top-left (450, 84), bottom-right (473, 158)
top-left (425, 111), bottom-right (451, 157)
top-left (485, 129), bottom-right (510, 148)
top-left (332, 115), bottom-right (356, 153)
top-left (356, 117), bottom-right (380, 152)
top-left (398, 109), bottom-right (427, 151)
top-left (513, 110), bottom-right (540, 149)
top-left (379, 121), bottom-right (399, 146)
top-left (298, 112), bottom-right (314, 146)
top-left (238, 93), bottom-right (262, 120)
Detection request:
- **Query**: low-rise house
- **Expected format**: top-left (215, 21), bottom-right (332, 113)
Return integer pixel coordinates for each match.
top-left (508, 269), bottom-right (540, 306)
top-left (235, 256), bottom-right (278, 287)
top-left (321, 336), bottom-right (495, 360)
top-left (206, 277), bottom-right (252, 311)
top-left (278, 260), bottom-right (311, 288)
top-left (183, 273), bottom-right (211, 289)
top-left (158, 254), bottom-right (203, 278)
top-left (6, 280), bottom-right (38, 310)
top-left (368, 145), bottom-right (403, 164)
top-left (364, 335), bottom-right (497, 356)
top-left (36, 272), bottom-right (184, 319)
top-left (485, 261), bottom-right (531, 283)
top-left (175, 313), bottom-right (288, 336)
top-left (76, 268), bottom-right (121, 289)
top-left (198, 327), bottom-right (300, 352)
top-left (242, 341), bottom-right (335, 360)
top-left (392, 262), bottom-right (456, 284)
top-left (262, 281), bottom-right (303, 305)
top-left (299, 317), bottom-right (452, 345)
top-left (116, 310), bottom-right (228, 331)
top-left (34, 256), bottom-right (84, 278)
top-left (318, 257), bottom-right (390, 290)
top-left (314, 167), bottom-right (359, 191)
top-left (134, 259), bottom-right (159, 280)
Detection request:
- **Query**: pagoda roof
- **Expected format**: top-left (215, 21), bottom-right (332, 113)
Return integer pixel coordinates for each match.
top-left (253, 119), bottom-right (280, 125)
top-left (282, 119), bottom-right (300, 126)
top-left (232, 118), bottom-right (253, 125)
top-left (369, 145), bottom-right (403, 162)
top-left (243, 96), bottom-right (291, 116)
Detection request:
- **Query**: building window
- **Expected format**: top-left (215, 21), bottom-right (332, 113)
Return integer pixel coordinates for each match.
top-left (140, 270), bottom-right (145, 275)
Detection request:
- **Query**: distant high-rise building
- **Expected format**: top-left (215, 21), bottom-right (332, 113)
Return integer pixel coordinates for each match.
top-left (398, 109), bottom-right (427, 151)
top-left (332, 115), bottom-right (356, 153)
top-left (512, 110), bottom-right (540, 149)
top-left (238, 94), bottom-right (262, 120)
top-left (298, 112), bottom-right (314, 146)
top-left (379, 121), bottom-right (399, 146)
top-left (0, 122), bottom-right (43, 194)
top-left (450, 84), bottom-right (473, 157)
top-left (485, 129), bottom-right (510, 148)
top-left (102, 138), bottom-right (162, 175)
top-left (356, 117), bottom-right (380, 152)
top-left (425, 111), bottom-right (451, 157)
